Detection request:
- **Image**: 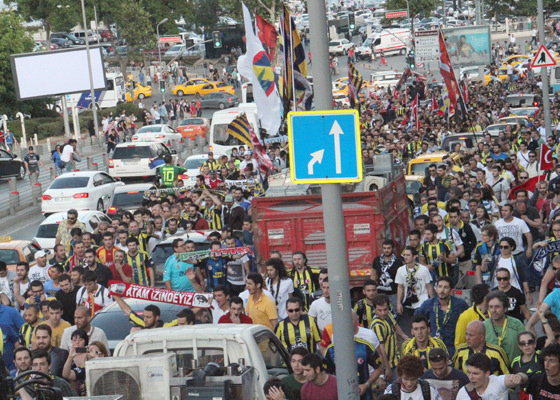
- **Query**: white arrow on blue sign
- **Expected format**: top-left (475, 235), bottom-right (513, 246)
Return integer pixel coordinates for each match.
top-left (287, 109), bottom-right (363, 184)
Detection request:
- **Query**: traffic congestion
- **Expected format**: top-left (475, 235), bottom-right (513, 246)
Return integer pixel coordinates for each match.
top-left (2, 0), bottom-right (560, 399)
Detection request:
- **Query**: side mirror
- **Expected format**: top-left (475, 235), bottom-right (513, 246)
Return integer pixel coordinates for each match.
top-left (171, 150), bottom-right (177, 155)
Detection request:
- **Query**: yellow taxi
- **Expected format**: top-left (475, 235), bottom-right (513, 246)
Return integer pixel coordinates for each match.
top-left (332, 81), bottom-right (348, 96)
top-left (125, 83), bottom-right (152, 101)
top-left (0, 236), bottom-right (40, 272)
top-left (407, 151), bottom-right (464, 176)
top-left (171, 78), bottom-right (215, 96)
top-left (195, 82), bottom-right (235, 98)
top-left (405, 175), bottom-right (424, 203)
top-left (484, 67), bottom-right (513, 85)
top-left (501, 54), bottom-right (529, 68)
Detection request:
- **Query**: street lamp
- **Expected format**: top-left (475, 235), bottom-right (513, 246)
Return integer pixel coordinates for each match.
top-left (80, 0), bottom-right (100, 139)
top-left (157, 18), bottom-right (168, 101)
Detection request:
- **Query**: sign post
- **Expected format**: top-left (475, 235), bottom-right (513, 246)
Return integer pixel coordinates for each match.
top-left (537, 0), bottom-right (553, 136)
top-left (413, 30), bottom-right (440, 64)
top-left (159, 36), bottom-right (182, 44)
top-left (301, 0), bottom-right (360, 398)
top-left (385, 10), bottom-right (408, 19)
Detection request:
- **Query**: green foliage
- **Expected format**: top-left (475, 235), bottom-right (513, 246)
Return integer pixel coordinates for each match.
top-left (16, 0), bottom-right (80, 37)
top-left (191, 0), bottom-right (220, 30)
top-left (219, 0), bottom-right (282, 22)
top-left (0, 12), bottom-right (36, 116)
top-left (384, 0), bottom-right (435, 19)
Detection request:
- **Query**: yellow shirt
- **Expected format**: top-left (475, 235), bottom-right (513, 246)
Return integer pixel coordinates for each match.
top-left (455, 305), bottom-right (488, 350)
top-left (246, 293), bottom-right (278, 330)
top-left (49, 320), bottom-right (71, 348)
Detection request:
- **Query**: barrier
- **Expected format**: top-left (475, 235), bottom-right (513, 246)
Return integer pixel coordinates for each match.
top-left (31, 183), bottom-right (42, 207)
top-left (50, 167), bottom-right (56, 180)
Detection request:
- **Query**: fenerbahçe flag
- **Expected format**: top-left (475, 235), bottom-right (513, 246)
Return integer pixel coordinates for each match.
top-left (238, 3), bottom-right (282, 136)
top-left (108, 281), bottom-right (213, 308)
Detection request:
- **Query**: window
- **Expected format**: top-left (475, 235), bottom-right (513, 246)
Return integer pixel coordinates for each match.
top-left (101, 173), bottom-right (114, 185)
top-left (112, 146), bottom-right (153, 159)
top-left (22, 245), bottom-right (38, 263)
top-left (0, 249), bottom-right (21, 264)
top-left (89, 215), bottom-right (99, 230)
top-left (0, 149), bottom-right (11, 159)
top-left (213, 123), bottom-right (245, 146)
top-left (184, 157), bottom-right (206, 169)
top-left (50, 177), bottom-right (90, 189)
top-left (36, 224), bottom-right (59, 239)
top-left (112, 192), bottom-right (145, 207)
top-left (253, 331), bottom-right (289, 371)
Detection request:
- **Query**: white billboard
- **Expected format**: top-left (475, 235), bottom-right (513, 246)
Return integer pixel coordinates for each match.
top-left (11, 47), bottom-right (107, 100)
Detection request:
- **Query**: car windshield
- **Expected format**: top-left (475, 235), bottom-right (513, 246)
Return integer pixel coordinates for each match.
top-left (213, 123), bottom-right (246, 146)
top-left (112, 146), bottom-right (154, 159)
top-left (405, 180), bottom-right (422, 195)
top-left (0, 249), bottom-right (20, 264)
top-left (112, 191), bottom-right (145, 207)
top-left (184, 158), bottom-right (206, 169)
top-left (180, 119), bottom-right (204, 126)
top-left (137, 126), bottom-right (162, 134)
top-left (216, 82), bottom-right (228, 88)
top-left (50, 177), bottom-right (89, 189)
top-left (36, 223), bottom-right (59, 238)
top-left (410, 161), bottom-right (445, 176)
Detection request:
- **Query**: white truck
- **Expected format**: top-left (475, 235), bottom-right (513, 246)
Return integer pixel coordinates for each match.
top-left (355, 28), bottom-right (411, 60)
top-left (208, 103), bottom-right (262, 155)
top-left (86, 325), bottom-right (291, 400)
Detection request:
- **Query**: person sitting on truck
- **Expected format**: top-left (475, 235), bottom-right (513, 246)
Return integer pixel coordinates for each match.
top-left (282, 347), bottom-right (309, 400)
top-left (275, 297), bottom-right (321, 353)
top-left (218, 296), bottom-right (253, 324)
top-left (246, 273), bottom-right (278, 330)
top-left (290, 252), bottom-right (320, 312)
top-left (113, 296), bottom-right (178, 329)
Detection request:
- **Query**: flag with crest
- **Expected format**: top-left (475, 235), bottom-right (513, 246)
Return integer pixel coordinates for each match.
top-left (347, 59), bottom-right (364, 111)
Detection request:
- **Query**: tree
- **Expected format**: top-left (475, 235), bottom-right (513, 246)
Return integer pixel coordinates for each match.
top-left (220, 0), bottom-right (283, 23)
top-left (0, 12), bottom-right (40, 116)
top-left (16, 0), bottom-right (80, 49)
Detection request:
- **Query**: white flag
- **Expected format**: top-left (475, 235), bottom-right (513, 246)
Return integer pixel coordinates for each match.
top-left (237, 3), bottom-right (283, 136)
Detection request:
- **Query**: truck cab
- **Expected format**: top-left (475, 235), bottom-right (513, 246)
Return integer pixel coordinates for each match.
top-left (111, 324), bottom-right (291, 400)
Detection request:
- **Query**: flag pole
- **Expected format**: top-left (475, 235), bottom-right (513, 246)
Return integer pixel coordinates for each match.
top-left (289, 12), bottom-right (298, 111)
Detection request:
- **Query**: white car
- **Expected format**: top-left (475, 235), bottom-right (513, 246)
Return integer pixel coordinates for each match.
top-left (333, 93), bottom-right (350, 107)
top-left (328, 39), bottom-right (353, 55)
top-left (41, 171), bottom-right (125, 216)
top-left (34, 211), bottom-right (111, 251)
top-left (109, 142), bottom-right (177, 179)
top-left (181, 154), bottom-right (224, 185)
top-left (131, 124), bottom-right (183, 144)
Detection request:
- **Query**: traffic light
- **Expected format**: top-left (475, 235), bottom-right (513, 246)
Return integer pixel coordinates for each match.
top-left (407, 50), bottom-right (416, 69)
top-left (159, 80), bottom-right (165, 93)
top-left (348, 13), bottom-right (356, 30)
top-left (212, 31), bottom-right (222, 48)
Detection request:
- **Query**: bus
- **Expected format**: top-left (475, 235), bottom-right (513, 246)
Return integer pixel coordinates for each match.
top-left (64, 72), bottom-right (126, 109)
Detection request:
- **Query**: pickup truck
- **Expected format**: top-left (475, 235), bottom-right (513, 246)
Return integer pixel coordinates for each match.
top-left (87, 325), bottom-right (291, 400)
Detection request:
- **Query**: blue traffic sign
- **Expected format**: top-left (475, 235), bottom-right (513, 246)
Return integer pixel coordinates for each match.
top-left (287, 110), bottom-right (363, 184)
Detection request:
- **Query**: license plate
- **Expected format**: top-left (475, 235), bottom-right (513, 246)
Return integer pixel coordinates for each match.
top-left (124, 160), bottom-right (140, 166)
top-left (54, 197), bottom-right (70, 202)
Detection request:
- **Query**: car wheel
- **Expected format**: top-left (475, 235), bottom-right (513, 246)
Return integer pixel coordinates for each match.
top-left (97, 200), bottom-right (104, 212)
top-left (17, 165), bottom-right (25, 180)
top-left (400, 48), bottom-right (406, 55)
top-left (219, 102), bottom-right (225, 109)
top-left (195, 92), bottom-right (201, 99)
top-left (177, 90), bottom-right (184, 97)
top-left (138, 93), bottom-right (145, 99)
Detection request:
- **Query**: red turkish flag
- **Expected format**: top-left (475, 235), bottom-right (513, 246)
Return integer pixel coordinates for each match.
top-left (540, 143), bottom-right (555, 171)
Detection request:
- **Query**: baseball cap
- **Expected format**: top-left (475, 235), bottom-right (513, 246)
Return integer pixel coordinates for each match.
top-left (244, 151), bottom-right (252, 156)
top-left (35, 250), bottom-right (47, 259)
top-left (208, 151), bottom-right (214, 155)
top-left (225, 194), bottom-right (234, 202)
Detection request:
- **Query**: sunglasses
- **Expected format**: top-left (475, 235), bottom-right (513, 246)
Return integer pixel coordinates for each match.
top-left (287, 308), bottom-right (301, 313)
top-left (519, 340), bottom-right (535, 346)
top-left (428, 355), bottom-right (446, 362)
top-left (497, 276), bottom-right (509, 281)
top-left (499, 245), bottom-right (510, 249)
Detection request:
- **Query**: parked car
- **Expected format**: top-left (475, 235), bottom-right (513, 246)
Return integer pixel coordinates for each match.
top-left (50, 32), bottom-right (85, 46)
top-left (0, 149), bottom-right (26, 181)
top-left (41, 171), bottom-right (125, 216)
top-left (176, 117), bottom-right (210, 139)
top-left (328, 39), bottom-right (353, 55)
top-left (131, 124), bottom-right (182, 144)
top-left (108, 142), bottom-right (177, 180)
top-left (107, 183), bottom-right (154, 218)
top-left (34, 211), bottom-right (111, 251)
top-left (50, 37), bottom-right (72, 48)
top-left (199, 92), bottom-right (239, 109)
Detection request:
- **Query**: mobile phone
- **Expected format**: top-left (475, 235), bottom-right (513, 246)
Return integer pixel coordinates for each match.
top-left (75, 347), bottom-right (87, 354)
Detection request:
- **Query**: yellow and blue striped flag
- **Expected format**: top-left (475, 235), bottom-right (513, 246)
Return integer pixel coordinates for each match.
top-left (226, 113), bottom-right (253, 148)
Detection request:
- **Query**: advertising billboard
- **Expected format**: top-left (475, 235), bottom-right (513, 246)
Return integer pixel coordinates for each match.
top-left (11, 47), bottom-right (106, 100)
top-left (442, 25), bottom-right (491, 67)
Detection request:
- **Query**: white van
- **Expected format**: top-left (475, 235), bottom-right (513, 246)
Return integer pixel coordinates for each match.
top-left (356, 28), bottom-right (410, 59)
top-left (209, 103), bottom-right (261, 155)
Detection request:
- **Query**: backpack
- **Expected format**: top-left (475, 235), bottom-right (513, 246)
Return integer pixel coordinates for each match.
top-left (391, 379), bottom-right (432, 400)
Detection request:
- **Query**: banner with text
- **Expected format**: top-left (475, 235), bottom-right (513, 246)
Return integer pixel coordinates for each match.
top-left (108, 281), bottom-right (213, 308)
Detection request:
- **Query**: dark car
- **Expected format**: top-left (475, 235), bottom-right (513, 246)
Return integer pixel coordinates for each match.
top-left (199, 92), bottom-right (239, 110)
top-left (90, 298), bottom-right (186, 351)
top-left (107, 183), bottom-right (154, 218)
top-left (0, 149), bottom-right (26, 180)
top-left (505, 93), bottom-right (542, 108)
top-left (51, 32), bottom-right (85, 46)
top-left (50, 37), bottom-right (72, 48)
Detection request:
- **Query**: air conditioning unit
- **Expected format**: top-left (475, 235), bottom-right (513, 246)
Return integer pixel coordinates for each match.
top-left (363, 175), bottom-right (387, 191)
top-left (86, 353), bottom-right (177, 400)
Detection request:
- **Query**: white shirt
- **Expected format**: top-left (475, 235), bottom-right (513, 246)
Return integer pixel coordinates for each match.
top-left (266, 278), bottom-right (294, 320)
top-left (517, 150), bottom-right (530, 169)
top-left (395, 264), bottom-right (433, 309)
top-left (355, 326), bottom-right (380, 349)
top-left (384, 381), bottom-right (442, 400)
top-left (494, 217), bottom-right (530, 255)
top-left (486, 175), bottom-right (510, 204)
top-left (456, 375), bottom-right (508, 400)
top-left (493, 256), bottom-right (523, 291)
top-left (28, 265), bottom-right (52, 284)
top-left (60, 324), bottom-right (109, 351)
top-left (211, 300), bottom-right (228, 324)
top-left (308, 297), bottom-right (332, 333)
top-left (0, 270), bottom-right (17, 302)
top-left (60, 145), bottom-right (74, 162)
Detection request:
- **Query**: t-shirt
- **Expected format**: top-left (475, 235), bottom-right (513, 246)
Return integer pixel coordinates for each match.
top-left (492, 257), bottom-right (526, 291)
top-left (282, 374), bottom-right (304, 400)
top-left (55, 287), bottom-right (80, 325)
top-left (226, 255), bottom-right (249, 286)
top-left (484, 316), bottom-right (525, 363)
top-left (526, 372), bottom-right (560, 400)
top-left (395, 264), bottom-right (433, 309)
top-left (493, 286), bottom-right (526, 321)
top-left (494, 218), bottom-right (530, 255)
top-left (308, 297), bottom-right (332, 333)
top-left (266, 278), bottom-right (294, 320)
top-left (159, 165), bottom-right (186, 188)
top-left (545, 289), bottom-right (560, 317)
top-left (456, 375), bottom-right (508, 400)
top-left (301, 375), bottom-right (338, 400)
top-left (0, 270), bottom-right (17, 302)
top-left (384, 380), bottom-right (442, 400)
top-left (246, 293), bottom-right (277, 330)
top-left (372, 255), bottom-right (402, 295)
top-left (163, 255), bottom-right (195, 292)
top-left (422, 368), bottom-right (469, 400)
top-left (28, 265), bottom-right (52, 284)
top-left (49, 320), bottom-right (71, 348)
top-left (44, 280), bottom-right (61, 297)
top-left (60, 145), bottom-right (74, 162)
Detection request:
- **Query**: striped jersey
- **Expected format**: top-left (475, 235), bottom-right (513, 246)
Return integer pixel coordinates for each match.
top-left (274, 315), bottom-right (321, 353)
top-left (125, 251), bottom-right (154, 286)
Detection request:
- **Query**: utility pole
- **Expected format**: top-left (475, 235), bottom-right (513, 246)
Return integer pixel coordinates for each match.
top-left (80, 0), bottom-right (100, 137)
top-left (475, 0), bottom-right (485, 82)
top-left (308, 0), bottom-right (360, 399)
top-left (537, 0), bottom-right (552, 136)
